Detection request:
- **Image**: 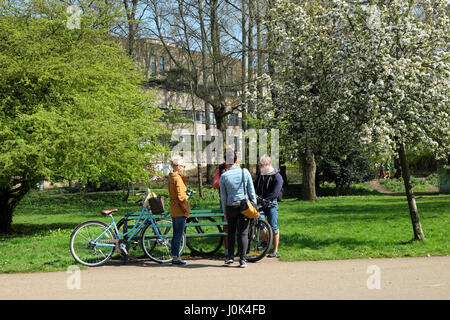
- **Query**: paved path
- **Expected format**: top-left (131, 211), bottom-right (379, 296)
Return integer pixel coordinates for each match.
top-left (0, 256), bottom-right (448, 300)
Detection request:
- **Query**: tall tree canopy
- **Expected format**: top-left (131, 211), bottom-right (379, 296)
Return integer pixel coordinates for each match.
top-left (0, 1), bottom-right (166, 233)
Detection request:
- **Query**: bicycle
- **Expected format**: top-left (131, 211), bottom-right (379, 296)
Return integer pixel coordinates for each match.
top-left (118, 189), bottom-right (223, 257)
top-left (184, 190), bottom-right (224, 256)
top-left (245, 196), bottom-right (274, 262)
top-left (69, 190), bottom-right (185, 267)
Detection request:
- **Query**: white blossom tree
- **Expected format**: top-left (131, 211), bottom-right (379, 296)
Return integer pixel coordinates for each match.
top-left (258, 0), bottom-right (449, 241)
top-left (260, 0), bottom-right (372, 201)
top-left (342, 0), bottom-right (449, 241)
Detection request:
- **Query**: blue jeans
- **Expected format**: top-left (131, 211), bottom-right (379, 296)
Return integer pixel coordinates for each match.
top-left (260, 200), bottom-right (279, 235)
top-left (171, 216), bottom-right (186, 258)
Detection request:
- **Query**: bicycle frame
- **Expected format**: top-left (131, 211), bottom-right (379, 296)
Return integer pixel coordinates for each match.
top-left (92, 205), bottom-right (164, 248)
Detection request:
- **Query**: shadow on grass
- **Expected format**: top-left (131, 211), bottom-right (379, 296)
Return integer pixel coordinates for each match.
top-left (282, 183), bottom-right (383, 199)
top-left (2, 223), bottom-right (79, 238)
top-left (282, 183), bottom-right (443, 199)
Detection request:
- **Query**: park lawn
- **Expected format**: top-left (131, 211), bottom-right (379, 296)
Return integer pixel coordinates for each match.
top-left (278, 194), bottom-right (449, 261)
top-left (0, 186), bottom-right (449, 273)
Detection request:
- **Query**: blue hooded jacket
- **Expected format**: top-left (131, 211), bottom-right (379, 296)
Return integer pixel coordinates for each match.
top-left (219, 166), bottom-right (257, 213)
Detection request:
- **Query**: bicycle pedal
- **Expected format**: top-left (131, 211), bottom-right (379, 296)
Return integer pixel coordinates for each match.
top-left (119, 243), bottom-right (129, 256)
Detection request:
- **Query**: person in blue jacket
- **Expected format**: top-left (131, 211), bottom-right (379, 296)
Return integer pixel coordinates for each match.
top-left (219, 147), bottom-right (257, 268)
top-left (255, 154), bottom-right (283, 258)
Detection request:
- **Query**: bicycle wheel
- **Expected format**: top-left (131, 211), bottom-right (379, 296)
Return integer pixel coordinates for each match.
top-left (70, 220), bottom-right (117, 267)
top-left (116, 217), bottom-right (147, 258)
top-left (246, 218), bottom-right (273, 262)
top-left (141, 219), bottom-right (186, 263)
top-left (185, 217), bottom-right (223, 256)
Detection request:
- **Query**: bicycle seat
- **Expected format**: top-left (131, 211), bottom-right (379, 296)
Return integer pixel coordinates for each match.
top-left (101, 209), bottom-right (118, 215)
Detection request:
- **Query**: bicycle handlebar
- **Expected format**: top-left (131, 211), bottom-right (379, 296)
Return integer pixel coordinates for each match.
top-left (256, 195), bottom-right (275, 208)
top-left (186, 189), bottom-right (196, 199)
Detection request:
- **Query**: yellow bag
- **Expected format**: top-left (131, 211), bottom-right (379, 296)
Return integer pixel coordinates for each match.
top-left (240, 169), bottom-right (260, 219)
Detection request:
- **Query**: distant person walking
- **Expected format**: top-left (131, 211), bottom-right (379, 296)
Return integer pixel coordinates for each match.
top-left (378, 163), bottom-right (385, 179)
top-left (255, 155), bottom-right (283, 258)
top-left (167, 156), bottom-right (190, 266)
top-left (385, 162), bottom-right (391, 179)
top-left (219, 148), bottom-right (257, 268)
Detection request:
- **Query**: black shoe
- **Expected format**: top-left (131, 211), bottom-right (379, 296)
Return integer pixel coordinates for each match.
top-left (225, 258), bottom-right (234, 265)
top-left (239, 259), bottom-right (247, 268)
top-left (172, 259), bottom-right (188, 266)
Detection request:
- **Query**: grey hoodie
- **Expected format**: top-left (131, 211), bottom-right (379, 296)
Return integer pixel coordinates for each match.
top-left (255, 168), bottom-right (283, 202)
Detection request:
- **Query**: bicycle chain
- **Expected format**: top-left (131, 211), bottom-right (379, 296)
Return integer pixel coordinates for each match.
top-left (96, 239), bottom-right (118, 243)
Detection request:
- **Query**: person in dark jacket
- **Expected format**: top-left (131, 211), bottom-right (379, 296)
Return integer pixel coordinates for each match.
top-left (255, 154), bottom-right (283, 258)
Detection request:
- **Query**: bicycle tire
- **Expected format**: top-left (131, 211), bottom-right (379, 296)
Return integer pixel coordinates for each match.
top-left (185, 217), bottom-right (223, 256)
top-left (70, 220), bottom-right (117, 267)
top-left (246, 218), bottom-right (273, 262)
top-left (141, 219), bottom-right (186, 263)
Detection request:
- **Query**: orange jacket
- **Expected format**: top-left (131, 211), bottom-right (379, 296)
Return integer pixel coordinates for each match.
top-left (168, 172), bottom-right (190, 218)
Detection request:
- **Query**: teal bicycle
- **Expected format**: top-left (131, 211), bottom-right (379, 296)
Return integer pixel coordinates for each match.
top-left (69, 191), bottom-right (185, 267)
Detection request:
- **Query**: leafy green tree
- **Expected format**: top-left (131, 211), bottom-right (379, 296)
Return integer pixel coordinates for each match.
top-left (0, 2), bottom-right (166, 233)
top-left (317, 143), bottom-right (374, 196)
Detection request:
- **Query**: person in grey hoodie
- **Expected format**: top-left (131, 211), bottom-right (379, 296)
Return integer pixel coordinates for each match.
top-left (255, 154), bottom-right (283, 258)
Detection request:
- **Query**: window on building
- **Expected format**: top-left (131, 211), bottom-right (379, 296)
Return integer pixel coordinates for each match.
top-left (209, 112), bottom-right (216, 125)
top-left (179, 110), bottom-right (193, 120)
top-left (195, 111), bottom-right (206, 124)
top-left (227, 113), bottom-right (239, 126)
top-left (151, 56), bottom-right (156, 75)
top-left (159, 56), bottom-right (164, 72)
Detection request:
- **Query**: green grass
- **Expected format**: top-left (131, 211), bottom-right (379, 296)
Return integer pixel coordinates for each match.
top-left (378, 176), bottom-right (438, 193)
top-left (278, 194), bottom-right (449, 261)
top-left (0, 185), bottom-right (449, 273)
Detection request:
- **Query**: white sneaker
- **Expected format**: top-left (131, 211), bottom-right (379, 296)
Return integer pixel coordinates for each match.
top-left (239, 260), bottom-right (247, 268)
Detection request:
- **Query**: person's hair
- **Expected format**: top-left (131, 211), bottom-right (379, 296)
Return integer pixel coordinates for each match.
top-left (258, 154), bottom-right (272, 166)
top-left (170, 155), bottom-right (185, 169)
top-left (224, 146), bottom-right (238, 164)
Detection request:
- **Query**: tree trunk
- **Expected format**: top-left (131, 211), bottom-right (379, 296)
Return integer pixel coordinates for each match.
top-left (210, 0), bottom-right (227, 148)
top-left (241, 0), bottom-right (248, 169)
top-left (122, 182), bottom-right (131, 202)
top-left (190, 83), bottom-right (203, 197)
top-left (256, 0), bottom-right (264, 108)
top-left (124, 0), bottom-right (139, 57)
top-left (394, 156), bottom-right (402, 179)
top-left (398, 143), bottom-right (425, 241)
top-left (335, 185), bottom-right (340, 197)
top-left (247, 0), bottom-right (254, 117)
top-left (205, 101), bottom-right (212, 184)
top-left (0, 200), bottom-right (14, 234)
top-left (0, 183), bottom-right (31, 234)
top-left (198, 0), bottom-right (212, 184)
top-left (301, 146), bottom-right (317, 201)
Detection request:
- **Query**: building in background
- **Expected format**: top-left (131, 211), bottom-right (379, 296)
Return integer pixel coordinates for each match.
top-left (117, 37), bottom-right (244, 172)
